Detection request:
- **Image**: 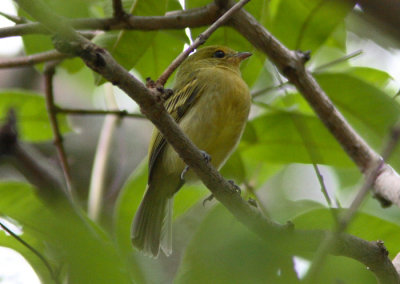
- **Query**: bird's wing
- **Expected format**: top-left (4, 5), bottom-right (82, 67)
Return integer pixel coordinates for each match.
top-left (148, 78), bottom-right (203, 182)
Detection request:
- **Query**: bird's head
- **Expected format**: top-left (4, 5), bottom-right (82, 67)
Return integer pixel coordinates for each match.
top-left (182, 45), bottom-right (252, 70)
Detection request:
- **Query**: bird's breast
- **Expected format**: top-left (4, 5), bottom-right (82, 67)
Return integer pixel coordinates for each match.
top-left (179, 68), bottom-right (251, 170)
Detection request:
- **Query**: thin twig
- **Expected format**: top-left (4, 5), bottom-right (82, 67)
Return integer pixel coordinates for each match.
top-left (273, 66), bottom-right (335, 208)
top-left (112, 0), bottom-right (126, 18)
top-left (251, 50), bottom-right (363, 99)
top-left (251, 81), bottom-right (290, 98)
top-left (304, 123), bottom-right (400, 283)
top-left (313, 50), bottom-right (363, 72)
top-left (43, 63), bottom-right (74, 199)
top-left (0, 221), bottom-right (60, 284)
top-left (0, 50), bottom-right (69, 68)
top-left (56, 107), bottom-right (145, 119)
top-left (0, 5), bottom-right (219, 38)
top-left (0, 11), bottom-right (26, 24)
top-left (156, 0), bottom-right (251, 86)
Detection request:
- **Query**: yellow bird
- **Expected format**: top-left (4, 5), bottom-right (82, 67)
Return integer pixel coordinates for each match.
top-left (131, 45), bottom-right (252, 257)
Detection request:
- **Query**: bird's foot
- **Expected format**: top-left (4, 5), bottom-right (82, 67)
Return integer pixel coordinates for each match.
top-left (180, 150), bottom-right (211, 181)
top-left (228, 180), bottom-right (241, 194)
top-left (248, 198), bottom-right (257, 208)
top-left (202, 194), bottom-right (214, 206)
top-left (146, 77), bottom-right (173, 100)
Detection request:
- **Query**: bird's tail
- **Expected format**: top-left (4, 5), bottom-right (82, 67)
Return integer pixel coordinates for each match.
top-left (131, 185), bottom-right (173, 258)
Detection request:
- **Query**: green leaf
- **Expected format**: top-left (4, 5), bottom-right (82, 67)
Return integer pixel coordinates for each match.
top-left (176, 205), bottom-right (298, 284)
top-left (271, 0), bottom-right (353, 52)
top-left (241, 111), bottom-right (353, 167)
top-left (0, 182), bottom-right (132, 283)
top-left (315, 72), bottom-right (400, 140)
top-left (344, 67), bottom-right (392, 88)
top-left (42, 0), bottom-right (97, 18)
top-left (0, 90), bottom-right (70, 142)
top-left (220, 151), bottom-right (246, 184)
top-left (93, 30), bottom-right (157, 81)
top-left (18, 1), bottom-right (92, 72)
top-left (94, 0), bottom-right (170, 84)
top-left (0, 220), bottom-right (55, 284)
top-left (134, 31), bottom-right (188, 85)
top-left (20, 34), bottom-right (84, 73)
top-left (293, 208), bottom-right (400, 259)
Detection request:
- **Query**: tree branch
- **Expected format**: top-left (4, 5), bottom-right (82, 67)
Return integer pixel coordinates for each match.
top-left (0, 110), bottom-right (65, 199)
top-left (43, 63), bottom-right (74, 199)
top-left (0, 50), bottom-right (69, 68)
top-left (0, 4), bottom-right (219, 38)
top-left (112, 0), bottom-right (126, 19)
top-left (56, 107), bottom-right (145, 119)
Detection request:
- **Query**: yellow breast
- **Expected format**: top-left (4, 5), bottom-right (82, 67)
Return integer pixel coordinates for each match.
top-left (162, 66), bottom-right (251, 178)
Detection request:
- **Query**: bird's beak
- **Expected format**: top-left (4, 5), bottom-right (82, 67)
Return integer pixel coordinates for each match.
top-left (235, 52), bottom-right (252, 61)
top-left (230, 52), bottom-right (252, 65)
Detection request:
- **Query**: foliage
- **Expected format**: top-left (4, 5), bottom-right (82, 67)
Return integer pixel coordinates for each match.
top-left (1, 0), bottom-right (400, 283)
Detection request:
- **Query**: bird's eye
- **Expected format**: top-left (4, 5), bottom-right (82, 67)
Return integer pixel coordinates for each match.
top-left (213, 50), bottom-right (225, 58)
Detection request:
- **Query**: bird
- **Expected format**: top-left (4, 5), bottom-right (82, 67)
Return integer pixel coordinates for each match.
top-left (131, 45), bottom-right (252, 257)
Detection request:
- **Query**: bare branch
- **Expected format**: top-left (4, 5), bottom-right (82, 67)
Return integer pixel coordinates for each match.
top-left (0, 109), bottom-right (65, 197)
top-left (56, 107), bottom-right (145, 118)
top-left (112, 0), bottom-right (126, 19)
top-left (43, 63), bottom-right (74, 199)
top-left (0, 5), bottom-right (219, 38)
top-left (0, 50), bottom-right (69, 68)
top-left (0, 11), bottom-right (26, 24)
top-left (156, 0), bottom-right (250, 86)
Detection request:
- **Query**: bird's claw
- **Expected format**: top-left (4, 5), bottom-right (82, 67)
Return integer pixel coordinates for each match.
top-left (200, 150), bottom-right (211, 163)
top-left (203, 194), bottom-right (214, 206)
top-left (180, 165), bottom-right (189, 181)
top-left (180, 150), bottom-right (211, 181)
top-left (228, 180), bottom-right (241, 194)
top-left (248, 198), bottom-right (257, 207)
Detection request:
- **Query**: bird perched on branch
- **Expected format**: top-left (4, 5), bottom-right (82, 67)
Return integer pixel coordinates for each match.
top-left (131, 45), bottom-right (252, 257)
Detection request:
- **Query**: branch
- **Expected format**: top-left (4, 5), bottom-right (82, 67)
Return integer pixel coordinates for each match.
top-left (0, 50), bottom-right (69, 68)
top-left (56, 107), bottom-right (145, 118)
top-left (0, 4), bottom-right (219, 38)
top-left (156, 0), bottom-right (250, 86)
top-left (15, 1), bottom-right (400, 282)
top-left (112, 0), bottom-right (126, 19)
top-left (0, 109), bottom-right (65, 199)
top-left (43, 63), bottom-right (74, 199)
top-left (228, 3), bottom-right (400, 208)
top-left (0, 11), bottom-right (26, 24)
